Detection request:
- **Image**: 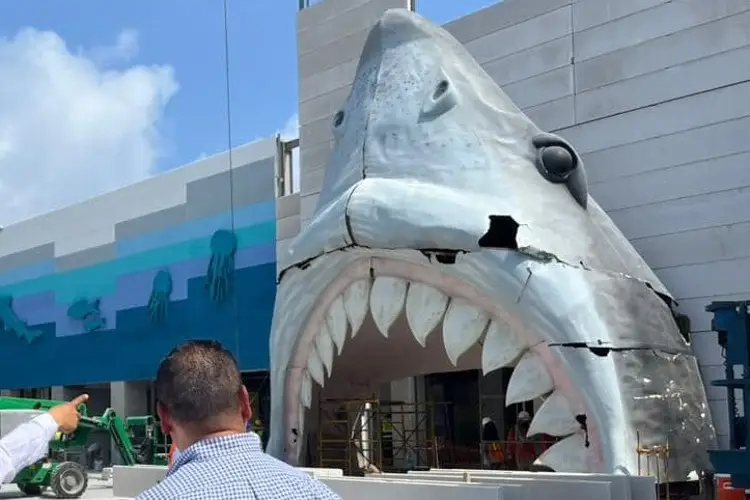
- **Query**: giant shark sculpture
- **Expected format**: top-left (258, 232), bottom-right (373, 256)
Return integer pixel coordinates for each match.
top-left (268, 8), bottom-right (716, 479)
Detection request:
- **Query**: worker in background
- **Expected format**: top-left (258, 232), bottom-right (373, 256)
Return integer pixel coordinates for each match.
top-left (0, 394), bottom-right (89, 483)
top-left (506, 410), bottom-right (553, 470)
top-left (137, 340), bottom-right (341, 500)
top-left (480, 416), bottom-right (504, 469)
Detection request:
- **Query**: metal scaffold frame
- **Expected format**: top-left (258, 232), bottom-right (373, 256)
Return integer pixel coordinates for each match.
top-left (316, 399), bottom-right (439, 474)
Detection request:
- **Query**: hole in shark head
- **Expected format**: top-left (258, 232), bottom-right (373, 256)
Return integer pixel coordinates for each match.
top-left (477, 215), bottom-right (519, 250)
top-left (332, 111), bottom-right (345, 129)
top-left (433, 79), bottom-right (449, 99)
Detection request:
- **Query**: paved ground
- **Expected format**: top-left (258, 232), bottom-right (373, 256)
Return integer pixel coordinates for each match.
top-left (0, 476), bottom-right (122, 499)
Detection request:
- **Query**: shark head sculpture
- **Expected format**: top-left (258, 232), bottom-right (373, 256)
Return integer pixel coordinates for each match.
top-left (268, 8), bottom-right (716, 478)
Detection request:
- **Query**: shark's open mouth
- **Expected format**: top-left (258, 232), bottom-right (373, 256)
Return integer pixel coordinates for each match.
top-left (280, 251), bottom-right (603, 473)
top-left (269, 7), bottom-right (716, 481)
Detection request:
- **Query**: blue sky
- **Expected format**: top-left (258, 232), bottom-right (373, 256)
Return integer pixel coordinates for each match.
top-left (0, 1), bottom-right (496, 175)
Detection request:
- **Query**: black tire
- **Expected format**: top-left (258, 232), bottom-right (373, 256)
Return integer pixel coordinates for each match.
top-left (17, 483), bottom-right (44, 495)
top-left (50, 461), bottom-right (88, 498)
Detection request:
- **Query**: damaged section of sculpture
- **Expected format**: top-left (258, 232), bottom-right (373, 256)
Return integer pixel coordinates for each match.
top-left (267, 7), bottom-right (716, 482)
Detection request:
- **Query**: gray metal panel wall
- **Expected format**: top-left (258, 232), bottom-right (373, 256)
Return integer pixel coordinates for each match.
top-left (296, 0), bottom-right (750, 446)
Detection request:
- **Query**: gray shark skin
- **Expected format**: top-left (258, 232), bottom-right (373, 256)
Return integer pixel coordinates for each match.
top-left (269, 9), bottom-right (716, 479)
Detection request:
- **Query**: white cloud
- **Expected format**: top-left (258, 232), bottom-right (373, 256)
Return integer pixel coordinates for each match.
top-left (0, 28), bottom-right (178, 226)
top-left (278, 113), bottom-right (300, 194)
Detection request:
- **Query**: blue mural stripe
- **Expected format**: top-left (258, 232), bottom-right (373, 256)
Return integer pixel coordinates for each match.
top-left (0, 263), bottom-right (277, 389)
top-left (0, 261), bottom-right (55, 288)
top-left (0, 219), bottom-right (276, 302)
top-left (116, 200), bottom-right (276, 258)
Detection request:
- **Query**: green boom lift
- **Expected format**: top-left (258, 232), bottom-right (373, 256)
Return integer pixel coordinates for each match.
top-left (0, 396), bottom-right (170, 498)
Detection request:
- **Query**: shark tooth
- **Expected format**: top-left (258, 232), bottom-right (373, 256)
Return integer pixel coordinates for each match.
top-left (405, 282), bottom-right (448, 346)
top-left (527, 391), bottom-right (579, 437)
top-left (482, 319), bottom-right (526, 376)
top-left (506, 351), bottom-right (553, 405)
top-left (442, 298), bottom-right (489, 366)
top-left (534, 432), bottom-right (589, 472)
top-left (300, 371), bottom-right (312, 409)
top-left (306, 348), bottom-right (326, 388)
top-left (343, 279), bottom-right (370, 337)
top-left (369, 277), bottom-right (407, 337)
top-left (315, 324), bottom-right (335, 377)
top-left (326, 296), bottom-right (348, 356)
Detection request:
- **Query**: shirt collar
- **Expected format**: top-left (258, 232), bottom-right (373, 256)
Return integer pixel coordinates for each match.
top-left (168, 432), bottom-right (262, 475)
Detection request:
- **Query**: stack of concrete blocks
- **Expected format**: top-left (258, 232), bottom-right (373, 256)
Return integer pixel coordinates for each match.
top-left (295, 0), bottom-right (750, 449)
top-left (112, 465), bottom-right (656, 499)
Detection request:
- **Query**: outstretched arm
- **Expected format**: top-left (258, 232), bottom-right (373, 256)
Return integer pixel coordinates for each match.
top-left (0, 413), bottom-right (59, 483)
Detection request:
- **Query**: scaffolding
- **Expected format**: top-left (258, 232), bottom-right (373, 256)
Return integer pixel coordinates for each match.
top-left (317, 399), bottom-right (439, 474)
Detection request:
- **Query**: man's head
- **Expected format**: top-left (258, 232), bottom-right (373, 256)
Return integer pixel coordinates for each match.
top-left (155, 340), bottom-right (251, 449)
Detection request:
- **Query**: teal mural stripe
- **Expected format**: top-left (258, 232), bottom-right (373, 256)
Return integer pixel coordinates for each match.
top-left (0, 220), bottom-right (276, 302)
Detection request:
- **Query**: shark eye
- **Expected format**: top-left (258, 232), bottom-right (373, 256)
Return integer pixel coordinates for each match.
top-left (433, 80), bottom-right (449, 99)
top-left (332, 111), bottom-right (345, 128)
top-left (536, 145), bottom-right (576, 183)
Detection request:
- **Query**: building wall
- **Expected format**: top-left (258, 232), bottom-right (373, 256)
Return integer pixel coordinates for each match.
top-left (0, 139), bottom-right (282, 389)
top-left (296, 0), bottom-right (750, 448)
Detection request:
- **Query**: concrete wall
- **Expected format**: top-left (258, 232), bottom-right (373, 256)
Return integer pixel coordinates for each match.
top-left (296, 0), bottom-right (750, 448)
top-left (0, 139), bottom-right (282, 389)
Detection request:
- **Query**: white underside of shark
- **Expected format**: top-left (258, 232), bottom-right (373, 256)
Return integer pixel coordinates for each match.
top-left (267, 8), bottom-right (716, 481)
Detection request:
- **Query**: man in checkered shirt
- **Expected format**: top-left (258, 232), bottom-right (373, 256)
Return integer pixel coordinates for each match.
top-left (136, 340), bottom-right (341, 499)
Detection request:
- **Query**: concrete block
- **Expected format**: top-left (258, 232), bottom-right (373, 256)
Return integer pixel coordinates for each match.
top-left (300, 86), bottom-right (350, 124)
top-left (445, 0), bottom-right (570, 45)
top-left (276, 215), bottom-right (301, 241)
top-left (611, 188), bottom-right (750, 241)
top-left (112, 465), bottom-right (167, 498)
top-left (300, 193), bottom-right (320, 221)
top-left (572, 0), bottom-right (666, 32)
top-left (576, 44), bottom-right (750, 122)
top-left (299, 26), bottom-right (372, 79)
top-left (276, 193), bottom-right (300, 220)
top-left (504, 65), bottom-right (573, 109)
top-left (398, 472), bottom-right (617, 499)
top-left (632, 221), bottom-right (750, 271)
top-left (320, 476), bottom-right (511, 500)
top-left (524, 95), bottom-right (576, 131)
top-left (583, 116), bottom-right (750, 185)
top-left (575, 10), bottom-right (750, 92)
top-left (483, 35), bottom-right (572, 87)
top-left (299, 59), bottom-right (358, 103)
top-left (463, 6), bottom-right (572, 65)
top-left (301, 164), bottom-right (327, 195)
top-left (300, 114), bottom-right (334, 149)
top-left (559, 80), bottom-right (750, 154)
top-left (573, 0), bottom-right (750, 61)
top-left (657, 256), bottom-right (750, 300)
top-left (298, 0), bottom-right (407, 56)
top-left (301, 140), bottom-right (335, 174)
top-left (591, 151), bottom-right (750, 212)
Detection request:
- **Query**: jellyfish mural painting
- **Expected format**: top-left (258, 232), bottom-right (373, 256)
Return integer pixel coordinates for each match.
top-left (207, 229), bottom-right (238, 303)
top-left (148, 269), bottom-right (173, 323)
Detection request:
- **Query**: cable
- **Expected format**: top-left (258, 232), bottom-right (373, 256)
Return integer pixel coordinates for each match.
top-left (221, 0), bottom-right (241, 362)
top-left (221, 0), bottom-right (270, 413)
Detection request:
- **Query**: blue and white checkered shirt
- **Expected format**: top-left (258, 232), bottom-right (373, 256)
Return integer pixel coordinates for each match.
top-left (135, 432), bottom-right (341, 499)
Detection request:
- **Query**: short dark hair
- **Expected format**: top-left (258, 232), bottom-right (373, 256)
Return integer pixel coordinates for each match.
top-left (155, 340), bottom-right (242, 424)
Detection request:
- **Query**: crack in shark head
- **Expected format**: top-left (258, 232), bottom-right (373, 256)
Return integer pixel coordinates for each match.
top-left (269, 8), bottom-right (716, 479)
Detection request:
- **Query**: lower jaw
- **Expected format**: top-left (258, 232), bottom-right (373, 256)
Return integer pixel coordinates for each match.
top-left (277, 254), bottom-right (609, 472)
